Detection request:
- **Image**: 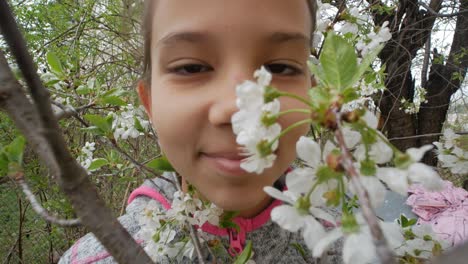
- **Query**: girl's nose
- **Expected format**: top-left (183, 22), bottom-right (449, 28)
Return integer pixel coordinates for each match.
top-left (208, 72), bottom-right (251, 127)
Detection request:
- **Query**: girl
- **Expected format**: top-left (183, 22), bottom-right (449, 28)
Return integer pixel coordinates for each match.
top-left (60, 0), bottom-right (342, 263)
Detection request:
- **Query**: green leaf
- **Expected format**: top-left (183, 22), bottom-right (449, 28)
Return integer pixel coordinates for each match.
top-left (45, 79), bottom-right (61, 86)
top-left (46, 52), bottom-right (64, 76)
top-left (291, 243), bottom-right (307, 260)
top-left (88, 158), bottom-right (108, 171)
top-left (134, 117), bottom-right (145, 133)
top-left (398, 214), bottom-right (417, 228)
top-left (219, 211), bottom-right (240, 232)
top-left (360, 159), bottom-right (376, 176)
top-left (146, 156), bottom-right (174, 172)
top-left (76, 85), bottom-right (92, 95)
top-left (342, 212), bottom-right (359, 234)
top-left (0, 152), bottom-right (8, 175)
top-left (233, 240), bottom-right (252, 264)
top-left (320, 33), bottom-right (358, 90)
top-left (84, 114), bottom-right (112, 134)
top-left (348, 44), bottom-right (383, 87)
top-left (5, 136), bottom-right (26, 164)
top-left (342, 87), bottom-right (360, 103)
top-left (101, 96), bottom-right (127, 106)
top-left (309, 62), bottom-right (327, 87)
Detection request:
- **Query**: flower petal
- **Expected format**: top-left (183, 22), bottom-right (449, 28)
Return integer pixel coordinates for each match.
top-left (362, 111), bottom-right (378, 129)
top-left (302, 215), bottom-right (326, 251)
top-left (343, 232), bottom-right (376, 264)
top-left (407, 145), bottom-right (433, 162)
top-left (376, 167), bottom-right (409, 195)
top-left (313, 228), bottom-right (343, 258)
top-left (359, 176), bottom-right (386, 209)
top-left (342, 127), bottom-right (361, 148)
top-left (263, 186), bottom-right (294, 204)
top-left (309, 207), bottom-right (336, 225)
top-left (408, 163), bottom-right (444, 191)
top-left (285, 168), bottom-right (316, 196)
top-left (296, 136), bottom-right (321, 168)
top-left (270, 205), bottom-right (303, 232)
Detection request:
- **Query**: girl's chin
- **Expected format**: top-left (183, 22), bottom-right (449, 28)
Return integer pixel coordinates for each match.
top-left (207, 192), bottom-right (274, 218)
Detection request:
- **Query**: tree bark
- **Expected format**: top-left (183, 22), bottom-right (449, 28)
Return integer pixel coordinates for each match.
top-left (375, 0), bottom-right (443, 152)
top-left (418, 0), bottom-right (468, 165)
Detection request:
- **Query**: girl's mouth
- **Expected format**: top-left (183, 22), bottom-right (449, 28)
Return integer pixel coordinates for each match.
top-left (200, 152), bottom-right (247, 176)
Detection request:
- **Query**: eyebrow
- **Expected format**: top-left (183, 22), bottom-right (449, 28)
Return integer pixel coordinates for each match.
top-left (157, 31), bottom-right (310, 47)
top-left (268, 32), bottom-right (310, 45)
top-left (157, 32), bottom-right (209, 47)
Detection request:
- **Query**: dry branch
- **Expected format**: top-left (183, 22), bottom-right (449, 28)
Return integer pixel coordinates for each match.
top-left (0, 1), bottom-right (154, 262)
top-left (16, 174), bottom-right (81, 227)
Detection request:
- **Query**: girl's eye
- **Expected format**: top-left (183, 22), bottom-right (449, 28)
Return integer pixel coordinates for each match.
top-left (169, 64), bottom-right (213, 75)
top-left (264, 63), bottom-right (302, 76)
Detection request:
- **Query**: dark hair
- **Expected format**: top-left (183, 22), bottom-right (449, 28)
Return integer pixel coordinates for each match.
top-left (142, 0), bottom-right (317, 83)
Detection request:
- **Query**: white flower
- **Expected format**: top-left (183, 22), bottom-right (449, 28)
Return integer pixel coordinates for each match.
top-left (336, 22), bottom-right (358, 35)
top-left (264, 144), bottom-right (338, 251)
top-left (166, 191), bottom-right (203, 224)
top-left (112, 104), bottom-right (148, 140)
top-left (354, 139), bottom-right (393, 164)
top-left (264, 187), bottom-right (331, 251)
top-left (433, 133), bottom-right (468, 175)
top-left (312, 214), bottom-right (404, 263)
top-left (349, 174), bottom-right (386, 209)
top-left (253, 66), bottom-right (272, 87)
top-left (232, 67), bottom-right (282, 174)
top-left (193, 203), bottom-right (223, 227)
top-left (356, 21), bottom-right (392, 55)
top-left (77, 141), bottom-right (96, 171)
top-left (395, 224), bottom-right (450, 259)
top-left (237, 123), bottom-right (281, 174)
top-left (443, 128), bottom-right (459, 149)
top-left (377, 145), bottom-right (444, 195)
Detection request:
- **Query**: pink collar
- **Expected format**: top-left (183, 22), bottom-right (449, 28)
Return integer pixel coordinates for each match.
top-left (128, 185), bottom-right (283, 256)
top-left (127, 185), bottom-right (282, 235)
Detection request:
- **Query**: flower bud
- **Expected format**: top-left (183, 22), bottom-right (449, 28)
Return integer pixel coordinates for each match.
top-left (323, 108), bottom-right (338, 130)
top-left (342, 110), bottom-right (360, 123)
top-left (326, 152), bottom-right (344, 172)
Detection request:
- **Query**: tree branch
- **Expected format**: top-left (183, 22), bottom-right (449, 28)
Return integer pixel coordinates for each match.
top-left (334, 110), bottom-right (395, 264)
top-left (15, 173), bottom-right (81, 227)
top-left (0, 1), bottom-right (154, 262)
top-left (420, 1), bottom-right (468, 17)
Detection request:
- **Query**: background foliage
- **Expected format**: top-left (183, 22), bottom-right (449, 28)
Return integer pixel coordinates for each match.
top-left (0, 0), bottom-right (466, 263)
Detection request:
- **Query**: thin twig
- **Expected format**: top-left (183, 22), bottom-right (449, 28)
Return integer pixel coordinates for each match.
top-left (171, 172), bottom-right (208, 264)
top-left (419, 1), bottom-right (468, 18)
top-left (389, 131), bottom-right (468, 141)
top-left (333, 110), bottom-right (395, 264)
top-left (15, 173), bottom-right (81, 227)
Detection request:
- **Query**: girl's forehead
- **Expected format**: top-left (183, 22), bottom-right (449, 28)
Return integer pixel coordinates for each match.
top-left (151, 0), bottom-right (311, 45)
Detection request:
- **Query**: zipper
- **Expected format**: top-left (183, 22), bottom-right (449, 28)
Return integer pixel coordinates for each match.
top-left (228, 227), bottom-right (245, 256)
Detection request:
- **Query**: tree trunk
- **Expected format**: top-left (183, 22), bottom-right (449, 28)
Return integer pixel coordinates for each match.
top-left (418, 0), bottom-right (468, 165)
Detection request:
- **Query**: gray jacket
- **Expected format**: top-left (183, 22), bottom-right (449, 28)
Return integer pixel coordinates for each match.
top-left (59, 177), bottom-right (345, 264)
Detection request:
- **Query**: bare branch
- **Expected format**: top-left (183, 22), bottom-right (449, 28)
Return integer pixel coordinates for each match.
top-left (420, 1), bottom-right (468, 17)
top-left (421, 36), bottom-right (431, 88)
top-left (15, 173), bottom-right (81, 227)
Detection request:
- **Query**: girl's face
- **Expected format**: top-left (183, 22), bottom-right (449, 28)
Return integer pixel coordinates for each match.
top-left (139, 0), bottom-right (312, 217)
